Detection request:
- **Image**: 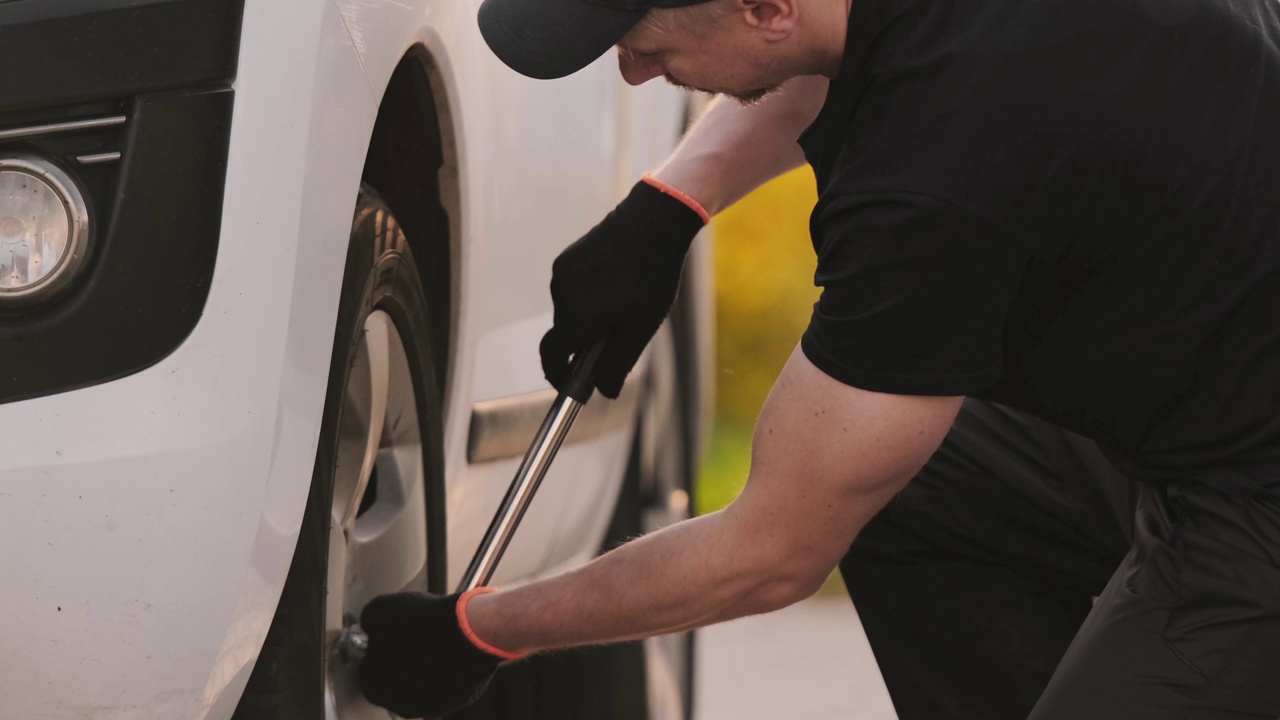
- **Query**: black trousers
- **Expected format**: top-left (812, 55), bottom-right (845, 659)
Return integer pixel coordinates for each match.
top-left (841, 400), bottom-right (1280, 719)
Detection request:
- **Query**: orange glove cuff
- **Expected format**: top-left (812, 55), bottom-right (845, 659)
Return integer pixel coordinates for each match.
top-left (641, 173), bottom-right (712, 224)
top-left (456, 587), bottom-right (526, 661)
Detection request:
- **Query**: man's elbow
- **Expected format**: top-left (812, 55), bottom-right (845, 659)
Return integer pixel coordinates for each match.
top-left (757, 572), bottom-right (828, 614)
top-left (748, 546), bottom-right (834, 614)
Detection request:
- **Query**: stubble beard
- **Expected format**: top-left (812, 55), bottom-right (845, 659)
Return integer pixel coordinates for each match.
top-left (663, 74), bottom-right (781, 106)
top-left (727, 85), bottom-right (781, 105)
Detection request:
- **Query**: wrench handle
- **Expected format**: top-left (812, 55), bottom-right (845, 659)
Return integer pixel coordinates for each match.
top-left (456, 338), bottom-right (607, 592)
top-left (340, 339), bottom-right (608, 664)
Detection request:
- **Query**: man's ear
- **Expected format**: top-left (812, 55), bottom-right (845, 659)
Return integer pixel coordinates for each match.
top-left (738, 0), bottom-right (799, 39)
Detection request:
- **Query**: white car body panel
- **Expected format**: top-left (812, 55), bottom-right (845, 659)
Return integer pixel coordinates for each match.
top-left (0, 0), bottom-right (704, 717)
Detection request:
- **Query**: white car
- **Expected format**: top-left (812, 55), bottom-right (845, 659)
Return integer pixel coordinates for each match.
top-left (0, 1), bottom-right (713, 718)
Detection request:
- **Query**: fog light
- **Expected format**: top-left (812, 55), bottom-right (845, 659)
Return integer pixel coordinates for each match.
top-left (0, 157), bottom-right (89, 305)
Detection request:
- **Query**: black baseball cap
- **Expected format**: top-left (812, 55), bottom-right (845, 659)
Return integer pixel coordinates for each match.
top-left (478, 0), bottom-right (713, 80)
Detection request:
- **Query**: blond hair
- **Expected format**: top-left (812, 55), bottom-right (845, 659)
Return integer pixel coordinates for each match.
top-left (639, 0), bottom-right (739, 35)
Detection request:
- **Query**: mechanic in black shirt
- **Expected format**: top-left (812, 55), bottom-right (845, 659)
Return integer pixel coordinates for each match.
top-left (357, 0), bottom-right (1280, 716)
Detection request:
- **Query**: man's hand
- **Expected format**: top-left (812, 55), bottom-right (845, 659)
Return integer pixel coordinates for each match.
top-left (541, 177), bottom-right (707, 398)
top-left (357, 590), bottom-right (520, 718)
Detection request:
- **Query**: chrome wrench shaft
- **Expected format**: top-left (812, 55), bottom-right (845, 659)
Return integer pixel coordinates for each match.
top-left (339, 339), bottom-right (606, 664)
top-left (458, 392), bottom-right (584, 592)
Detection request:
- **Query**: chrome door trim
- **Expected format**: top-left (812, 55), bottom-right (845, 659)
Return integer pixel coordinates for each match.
top-left (467, 379), bottom-right (642, 463)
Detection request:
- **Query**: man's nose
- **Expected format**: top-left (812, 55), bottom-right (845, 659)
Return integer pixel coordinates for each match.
top-left (618, 51), bottom-right (664, 86)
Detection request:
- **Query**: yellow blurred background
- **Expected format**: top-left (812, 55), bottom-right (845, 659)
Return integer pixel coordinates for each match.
top-left (695, 166), bottom-right (820, 513)
top-left (687, 163), bottom-right (880, 711)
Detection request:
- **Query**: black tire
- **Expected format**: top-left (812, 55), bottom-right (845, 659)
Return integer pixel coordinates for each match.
top-left (632, 330), bottom-right (701, 717)
top-left (233, 185), bottom-right (447, 719)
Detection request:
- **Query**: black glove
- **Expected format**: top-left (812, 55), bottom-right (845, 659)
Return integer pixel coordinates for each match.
top-left (357, 590), bottom-right (517, 718)
top-left (541, 178), bottom-right (707, 398)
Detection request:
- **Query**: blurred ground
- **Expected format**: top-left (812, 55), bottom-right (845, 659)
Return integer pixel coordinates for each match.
top-left (693, 595), bottom-right (898, 720)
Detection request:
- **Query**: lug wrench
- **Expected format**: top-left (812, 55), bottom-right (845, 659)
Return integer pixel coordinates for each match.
top-left (338, 338), bottom-right (607, 663)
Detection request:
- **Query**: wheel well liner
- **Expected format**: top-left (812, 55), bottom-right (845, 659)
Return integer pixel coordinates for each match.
top-left (361, 48), bottom-right (455, 401)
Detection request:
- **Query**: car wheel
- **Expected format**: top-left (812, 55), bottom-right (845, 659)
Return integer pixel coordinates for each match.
top-left (637, 322), bottom-right (696, 720)
top-left (233, 185), bottom-right (446, 719)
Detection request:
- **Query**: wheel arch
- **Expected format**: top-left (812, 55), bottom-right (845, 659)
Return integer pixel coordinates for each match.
top-left (668, 253), bottom-right (714, 499)
top-left (361, 46), bottom-right (460, 400)
top-left (665, 94), bottom-right (717, 492)
top-left (360, 45), bottom-right (461, 592)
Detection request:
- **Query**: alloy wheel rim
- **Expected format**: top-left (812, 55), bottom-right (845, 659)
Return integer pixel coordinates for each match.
top-left (323, 309), bottom-right (430, 719)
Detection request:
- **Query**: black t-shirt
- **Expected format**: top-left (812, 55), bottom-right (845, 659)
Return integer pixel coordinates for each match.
top-left (797, 0), bottom-right (1280, 487)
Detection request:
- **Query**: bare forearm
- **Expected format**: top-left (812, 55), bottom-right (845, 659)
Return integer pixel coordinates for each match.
top-left (466, 507), bottom-right (816, 654)
top-left (652, 76), bottom-right (828, 216)
top-left (463, 349), bottom-right (961, 658)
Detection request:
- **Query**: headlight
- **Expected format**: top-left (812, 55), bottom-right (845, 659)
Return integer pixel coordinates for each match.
top-left (0, 156), bottom-right (90, 306)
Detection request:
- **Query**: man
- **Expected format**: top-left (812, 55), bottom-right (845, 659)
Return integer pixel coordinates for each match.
top-left (357, 0), bottom-right (1280, 716)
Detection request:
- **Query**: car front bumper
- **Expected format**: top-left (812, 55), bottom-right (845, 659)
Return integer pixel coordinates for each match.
top-left (0, 5), bottom-right (377, 715)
